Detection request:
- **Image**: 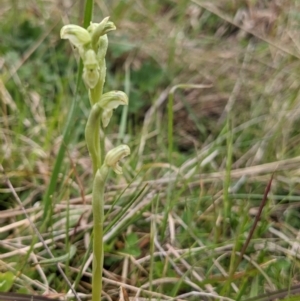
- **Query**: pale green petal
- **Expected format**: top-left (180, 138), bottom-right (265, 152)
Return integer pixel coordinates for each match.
top-left (99, 91), bottom-right (128, 110)
top-left (60, 25), bottom-right (91, 50)
top-left (104, 145), bottom-right (130, 174)
top-left (101, 109), bottom-right (113, 128)
top-left (92, 21), bottom-right (116, 39)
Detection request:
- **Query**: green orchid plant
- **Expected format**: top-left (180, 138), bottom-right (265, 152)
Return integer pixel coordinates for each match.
top-left (61, 17), bottom-right (130, 301)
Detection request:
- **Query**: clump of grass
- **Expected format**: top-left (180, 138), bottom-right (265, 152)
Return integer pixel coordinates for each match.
top-left (2, 1), bottom-right (300, 301)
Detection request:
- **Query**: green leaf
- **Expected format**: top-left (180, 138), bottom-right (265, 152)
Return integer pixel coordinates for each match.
top-left (122, 233), bottom-right (141, 257)
top-left (0, 271), bottom-right (15, 292)
top-left (125, 233), bottom-right (138, 245)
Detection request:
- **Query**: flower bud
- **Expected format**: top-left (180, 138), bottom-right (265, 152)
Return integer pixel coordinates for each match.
top-left (104, 145), bottom-right (130, 174)
top-left (87, 17), bottom-right (109, 34)
top-left (97, 35), bottom-right (109, 61)
top-left (88, 17), bottom-right (116, 49)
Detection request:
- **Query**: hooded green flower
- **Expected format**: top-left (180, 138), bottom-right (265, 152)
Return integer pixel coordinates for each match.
top-left (99, 91), bottom-right (128, 127)
top-left (104, 145), bottom-right (131, 174)
top-left (60, 17), bottom-right (116, 89)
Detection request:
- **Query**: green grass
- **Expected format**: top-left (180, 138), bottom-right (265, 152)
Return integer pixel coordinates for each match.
top-left (2, 0), bottom-right (300, 300)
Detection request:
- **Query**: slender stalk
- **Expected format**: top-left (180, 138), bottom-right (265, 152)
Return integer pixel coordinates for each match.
top-left (82, 0), bottom-right (94, 29)
top-left (118, 63), bottom-right (130, 143)
top-left (167, 87), bottom-right (175, 165)
top-left (85, 102), bottom-right (102, 175)
top-left (92, 165), bottom-right (109, 301)
top-left (224, 117), bottom-right (233, 219)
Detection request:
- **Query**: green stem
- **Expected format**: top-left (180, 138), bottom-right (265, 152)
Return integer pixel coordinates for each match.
top-left (167, 88), bottom-right (174, 165)
top-left (224, 117), bottom-right (233, 219)
top-left (95, 119), bottom-right (101, 169)
top-left (82, 0), bottom-right (94, 29)
top-left (89, 73), bottom-right (104, 106)
top-left (85, 102), bottom-right (102, 175)
top-left (118, 63), bottom-right (130, 143)
top-left (92, 164), bottom-right (109, 301)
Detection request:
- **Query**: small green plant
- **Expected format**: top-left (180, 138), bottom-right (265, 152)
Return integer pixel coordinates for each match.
top-left (60, 17), bottom-right (130, 301)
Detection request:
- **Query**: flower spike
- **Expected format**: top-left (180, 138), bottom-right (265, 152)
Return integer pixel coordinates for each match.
top-left (60, 17), bottom-right (130, 301)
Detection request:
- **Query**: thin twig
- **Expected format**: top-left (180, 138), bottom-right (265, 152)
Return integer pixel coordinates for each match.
top-left (235, 174), bottom-right (273, 270)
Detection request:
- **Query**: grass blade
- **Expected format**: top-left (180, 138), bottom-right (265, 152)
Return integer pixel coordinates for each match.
top-left (42, 0), bottom-right (94, 224)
